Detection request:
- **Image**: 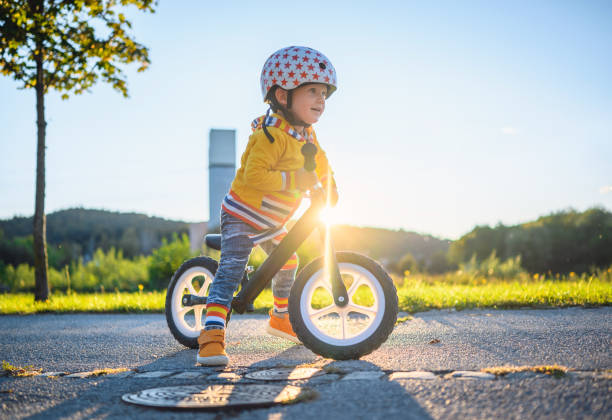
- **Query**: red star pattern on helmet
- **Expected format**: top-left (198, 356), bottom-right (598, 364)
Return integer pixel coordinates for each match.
top-left (261, 47), bottom-right (337, 101)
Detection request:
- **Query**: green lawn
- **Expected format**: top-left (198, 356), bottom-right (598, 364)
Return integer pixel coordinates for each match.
top-left (1, 278), bottom-right (609, 315)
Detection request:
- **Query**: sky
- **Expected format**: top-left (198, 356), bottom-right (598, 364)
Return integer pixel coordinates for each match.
top-left (1, 0), bottom-right (611, 240)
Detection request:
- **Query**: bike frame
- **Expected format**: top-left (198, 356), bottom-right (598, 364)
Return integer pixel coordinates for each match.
top-left (181, 143), bottom-right (348, 314)
top-left (231, 188), bottom-right (348, 314)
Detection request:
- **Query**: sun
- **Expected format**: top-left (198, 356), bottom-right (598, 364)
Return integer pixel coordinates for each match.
top-left (319, 205), bottom-right (340, 227)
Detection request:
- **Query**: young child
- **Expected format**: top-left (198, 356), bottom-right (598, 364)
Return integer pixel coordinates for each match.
top-left (197, 46), bottom-right (339, 365)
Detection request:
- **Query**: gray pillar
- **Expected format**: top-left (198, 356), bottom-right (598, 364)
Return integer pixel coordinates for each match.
top-left (209, 129), bottom-right (236, 231)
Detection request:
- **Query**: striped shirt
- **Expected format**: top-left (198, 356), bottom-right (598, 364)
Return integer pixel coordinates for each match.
top-left (222, 190), bottom-right (302, 245)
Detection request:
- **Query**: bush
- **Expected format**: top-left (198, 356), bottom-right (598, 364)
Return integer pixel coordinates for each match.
top-left (2, 263), bottom-right (34, 291)
top-left (148, 234), bottom-right (194, 290)
top-left (395, 252), bottom-right (418, 275)
top-left (459, 251), bottom-right (526, 281)
top-left (69, 248), bottom-right (150, 292)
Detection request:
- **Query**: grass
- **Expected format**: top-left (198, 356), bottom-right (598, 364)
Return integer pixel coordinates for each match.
top-left (0, 278), bottom-right (609, 315)
top-left (396, 278), bottom-right (611, 313)
top-left (0, 291), bottom-right (166, 314)
top-left (482, 364), bottom-right (568, 378)
top-left (2, 360), bottom-right (42, 377)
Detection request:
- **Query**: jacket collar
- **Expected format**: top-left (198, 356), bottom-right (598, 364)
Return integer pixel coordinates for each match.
top-left (251, 113), bottom-right (314, 143)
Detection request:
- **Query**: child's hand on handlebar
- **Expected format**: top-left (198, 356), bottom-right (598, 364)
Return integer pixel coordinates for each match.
top-left (296, 168), bottom-right (319, 191)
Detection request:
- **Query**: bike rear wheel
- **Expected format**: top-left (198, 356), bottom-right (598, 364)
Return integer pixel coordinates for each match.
top-left (165, 257), bottom-right (218, 349)
top-left (289, 252), bottom-right (398, 360)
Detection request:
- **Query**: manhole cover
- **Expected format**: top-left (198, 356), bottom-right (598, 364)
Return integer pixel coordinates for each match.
top-left (245, 368), bottom-right (324, 381)
top-left (122, 384), bottom-right (304, 409)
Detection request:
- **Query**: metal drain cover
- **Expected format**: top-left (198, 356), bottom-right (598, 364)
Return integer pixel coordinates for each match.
top-left (245, 368), bottom-right (324, 381)
top-left (122, 384), bottom-right (304, 409)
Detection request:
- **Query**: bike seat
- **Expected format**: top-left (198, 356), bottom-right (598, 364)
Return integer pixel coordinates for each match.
top-left (205, 234), bottom-right (221, 250)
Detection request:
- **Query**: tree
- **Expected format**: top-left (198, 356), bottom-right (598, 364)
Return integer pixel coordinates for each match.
top-left (0, 0), bottom-right (156, 300)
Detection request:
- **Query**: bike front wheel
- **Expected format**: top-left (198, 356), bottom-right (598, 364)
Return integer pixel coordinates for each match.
top-left (289, 252), bottom-right (398, 360)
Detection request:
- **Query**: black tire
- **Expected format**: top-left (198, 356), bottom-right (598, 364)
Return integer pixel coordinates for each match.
top-left (289, 252), bottom-right (398, 360)
top-left (165, 256), bottom-right (222, 349)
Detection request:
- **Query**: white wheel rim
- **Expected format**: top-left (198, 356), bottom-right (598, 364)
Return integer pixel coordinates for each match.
top-left (170, 266), bottom-right (213, 339)
top-left (299, 262), bottom-right (385, 346)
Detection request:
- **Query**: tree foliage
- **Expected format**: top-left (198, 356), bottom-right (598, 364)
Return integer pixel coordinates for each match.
top-left (0, 0), bottom-right (156, 300)
top-left (449, 207), bottom-right (612, 273)
top-left (0, 0), bottom-right (155, 98)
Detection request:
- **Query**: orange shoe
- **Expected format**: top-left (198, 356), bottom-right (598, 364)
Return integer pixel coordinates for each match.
top-left (196, 328), bottom-right (229, 366)
top-left (266, 309), bottom-right (301, 344)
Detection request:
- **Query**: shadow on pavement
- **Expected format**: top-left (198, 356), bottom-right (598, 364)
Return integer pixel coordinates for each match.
top-left (20, 344), bottom-right (432, 419)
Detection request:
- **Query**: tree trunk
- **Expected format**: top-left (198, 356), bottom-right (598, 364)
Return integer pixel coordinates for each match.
top-left (33, 0), bottom-right (48, 301)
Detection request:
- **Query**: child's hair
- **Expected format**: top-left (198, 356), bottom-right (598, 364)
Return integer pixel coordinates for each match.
top-left (265, 86), bottom-right (283, 113)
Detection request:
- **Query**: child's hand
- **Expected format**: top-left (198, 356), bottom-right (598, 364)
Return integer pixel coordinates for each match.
top-left (295, 168), bottom-right (319, 191)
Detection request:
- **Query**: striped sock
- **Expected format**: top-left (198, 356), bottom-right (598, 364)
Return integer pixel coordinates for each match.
top-left (204, 303), bottom-right (229, 330)
top-left (273, 296), bottom-right (288, 315)
top-left (281, 253), bottom-right (298, 271)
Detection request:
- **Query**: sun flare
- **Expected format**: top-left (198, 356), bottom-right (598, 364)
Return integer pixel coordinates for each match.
top-left (319, 205), bottom-right (340, 228)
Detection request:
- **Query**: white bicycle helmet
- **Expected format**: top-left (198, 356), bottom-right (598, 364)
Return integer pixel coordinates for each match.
top-left (260, 46), bottom-right (338, 102)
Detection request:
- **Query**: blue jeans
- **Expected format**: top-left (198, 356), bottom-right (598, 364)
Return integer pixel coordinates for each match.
top-left (206, 210), bottom-right (297, 309)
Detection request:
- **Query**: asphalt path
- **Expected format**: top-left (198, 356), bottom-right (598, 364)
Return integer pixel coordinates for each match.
top-left (1, 307), bottom-right (610, 419)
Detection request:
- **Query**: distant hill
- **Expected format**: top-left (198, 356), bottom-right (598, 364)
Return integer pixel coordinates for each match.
top-left (3, 207), bottom-right (607, 275)
top-left (332, 225), bottom-right (450, 269)
top-left (0, 208), bottom-right (447, 272)
top-left (0, 208), bottom-right (188, 265)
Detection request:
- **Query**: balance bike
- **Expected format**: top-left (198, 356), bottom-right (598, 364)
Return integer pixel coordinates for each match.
top-left (165, 144), bottom-right (398, 360)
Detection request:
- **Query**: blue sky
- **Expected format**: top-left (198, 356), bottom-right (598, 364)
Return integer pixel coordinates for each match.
top-left (1, 0), bottom-right (611, 239)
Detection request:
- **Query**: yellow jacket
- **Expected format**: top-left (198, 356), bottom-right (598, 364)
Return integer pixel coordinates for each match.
top-left (222, 113), bottom-right (335, 231)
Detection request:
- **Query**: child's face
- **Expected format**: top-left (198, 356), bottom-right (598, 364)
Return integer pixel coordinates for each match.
top-left (278, 83), bottom-right (328, 126)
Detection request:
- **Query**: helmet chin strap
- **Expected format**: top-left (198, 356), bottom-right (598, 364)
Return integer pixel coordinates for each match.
top-left (263, 104), bottom-right (309, 144)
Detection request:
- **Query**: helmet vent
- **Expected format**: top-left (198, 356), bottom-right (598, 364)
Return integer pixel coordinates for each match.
top-left (319, 63), bottom-right (327, 70)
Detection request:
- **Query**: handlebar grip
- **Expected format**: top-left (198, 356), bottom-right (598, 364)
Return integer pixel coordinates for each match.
top-left (301, 143), bottom-right (317, 172)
